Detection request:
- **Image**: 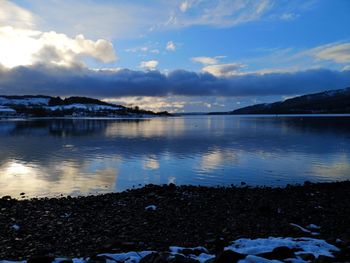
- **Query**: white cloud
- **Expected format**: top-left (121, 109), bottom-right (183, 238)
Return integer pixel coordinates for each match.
top-left (0, 0), bottom-right (35, 28)
top-left (8, 0), bottom-right (305, 39)
top-left (280, 12), bottom-right (299, 21)
top-left (192, 56), bottom-right (219, 65)
top-left (140, 60), bottom-right (159, 70)
top-left (166, 0), bottom-right (274, 29)
top-left (342, 65), bottom-right (350, 71)
top-left (180, 1), bottom-right (191, 12)
top-left (0, 26), bottom-right (117, 68)
top-left (310, 43), bottom-right (350, 63)
top-left (202, 63), bottom-right (245, 76)
top-left (150, 49), bottom-right (160, 54)
top-left (166, 41), bottom-right (176, 51)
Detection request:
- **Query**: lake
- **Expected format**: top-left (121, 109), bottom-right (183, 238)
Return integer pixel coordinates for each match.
top-left (1, 115), bottom-right (350, 198)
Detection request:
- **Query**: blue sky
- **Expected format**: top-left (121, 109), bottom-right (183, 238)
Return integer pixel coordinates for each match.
top-left (0, 0), bottom-right (350, 112)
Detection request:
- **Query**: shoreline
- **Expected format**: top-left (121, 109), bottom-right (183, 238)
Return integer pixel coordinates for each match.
top-left (1, 181), bottom-right (350, 261)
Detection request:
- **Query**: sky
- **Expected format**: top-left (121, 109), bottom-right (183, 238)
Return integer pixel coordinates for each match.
top-left (0, 0), bottom-right (350, 112)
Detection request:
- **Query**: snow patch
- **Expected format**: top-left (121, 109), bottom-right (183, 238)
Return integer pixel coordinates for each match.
top-left (306, 224), bottom-right (320, 230)
top-left (47, 104), bottom-right (124, 111)
top-left (98, 251), bottom-right (154, 263)
top-left (0, 237), bottom-right (340, 263)
top-left (289, 223), bottom-right (320, 235)
top-left (11, 224), bottom-right (20, 231)
top-left (145, 205), bottom-right (157, 211)
top-left (225, 237), bottom-right (339, 258)
top-left (0, 97), bottom-right (50, 106)
top-left (238, 255), bottom-right (283, 263)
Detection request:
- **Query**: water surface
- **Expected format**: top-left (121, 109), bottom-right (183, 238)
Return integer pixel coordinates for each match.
top-left (1, 115), bottom-right (349, 197)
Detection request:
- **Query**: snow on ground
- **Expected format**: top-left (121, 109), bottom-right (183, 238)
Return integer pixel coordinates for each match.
top-left (0, 237), bottom-right (341, 263)
top-left (289, 223), bottom-right (320, 236)
top-left (0, 106), bottom-right (16, 113)
top-left (0, 97), bottom-right (50, 106)
top-left (225, 237), bottom-right (339, 258)
top-left (145, 205), bottom-right (157, 211)
top-left (47, 104), bottom-right (124, 111)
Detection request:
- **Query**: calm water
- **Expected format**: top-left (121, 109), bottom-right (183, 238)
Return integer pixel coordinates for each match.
top-left (1, 115), bottom-right (350, 197)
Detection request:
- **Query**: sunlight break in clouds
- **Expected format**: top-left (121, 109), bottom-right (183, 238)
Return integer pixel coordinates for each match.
top-left (202, 63), bottom-right (246, 77)
top-left (0, 26), bottom-right (116, 68)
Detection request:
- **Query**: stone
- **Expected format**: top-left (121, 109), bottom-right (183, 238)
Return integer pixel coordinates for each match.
top-left (215, 250), bottom-right (246, 263)
top-left (27, 256), bottom-right (55, 263)
top-left (298, 253), bottom-right (315, 261)
top-left (257, 246), bottom-right (296, 260)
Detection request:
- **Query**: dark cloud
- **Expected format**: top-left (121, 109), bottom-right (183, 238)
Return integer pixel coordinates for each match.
top-left (0, 65), bottom-right (349, 97)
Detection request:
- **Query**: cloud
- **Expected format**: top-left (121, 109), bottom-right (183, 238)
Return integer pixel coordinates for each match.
top-left (0, 26), bottom-right (117, 68)
top-left (0, 65), bottom-right (349, 99)
top-left (166, 41), bottom-right (176, 51)
top-left (202, 63), bottom-right (246, 76)
top-left (310, 43), bottom-right (350, 63)
top-left (280, 12), bottom-right (299, 21)
top-left (192, 56), bottom-right (219, 65)
top-left (166, 0), bottom-right (274, 29)
top-left (11, 0), bottom-right (310, 39)
top-left (192, 56), bottom-right (245, 77)
top-left (0, 0), bottom-right (35, 28)
top-left (343, 65), bottom-right (350, 71)
top-left (180, 1), bottom-right (189, 12)
top-left (140, 60), bottom-right (159, 70)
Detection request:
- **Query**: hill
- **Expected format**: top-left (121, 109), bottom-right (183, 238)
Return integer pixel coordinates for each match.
top-left (231, 87), bottom-right (350, 114)
top-left (0, 95), bottom-right (170, 117)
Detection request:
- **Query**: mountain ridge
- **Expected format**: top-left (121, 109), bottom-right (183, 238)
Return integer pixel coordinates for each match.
top-left (230, 87), bottom-right (350, 114)
top-left (0, 95), bottom-right (170, 117)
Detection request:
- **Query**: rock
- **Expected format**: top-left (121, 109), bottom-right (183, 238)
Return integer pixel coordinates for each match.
top-left (298, 253), bottom-right (315, 261)
top-left (87, 255), bottom-right (115, 263)
top-left (314, 255), bottom-right (336, 263)
top-left (56, 260), bottom-right (73, 263)
top-left (121, 241), bottom-right (137, 250)
top-left (168, 183), bottom-right (176, 190)
top-left (171, 254), bottom-right (199, 263)
top-left (257, 246), bottom-right (295, 260)
top-left (140, 252), bottom-right (161, 263)
top-left (215, 250), bottom-right (246, 263)
top-left (333, 246), bottom-right (350, 261)
top-left (178, 248), bottom-right (208, 256)
top-left (27, 256), bottom-right (55, 263)
top-left (140, 252), bottom-right (199, 263)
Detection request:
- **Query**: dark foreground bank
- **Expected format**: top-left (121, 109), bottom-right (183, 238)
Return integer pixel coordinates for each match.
top-left (0, 182), bottom-right (350, 261)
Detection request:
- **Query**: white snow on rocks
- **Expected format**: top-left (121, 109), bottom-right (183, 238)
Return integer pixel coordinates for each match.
top-left (145, 205), bottom-right (157, 211)
top-left (47, 104), bottom-right (124, 111)
top-left (225, 237), bottom-right (339, 258)
top-left (289, 223), bottom-right (320, 235)
top-left (0, 237), bottom-right (341, 263)
top-left (0, 97), bottom-right (50, 106)
top-left (11, 224), bottom-right (20, 231)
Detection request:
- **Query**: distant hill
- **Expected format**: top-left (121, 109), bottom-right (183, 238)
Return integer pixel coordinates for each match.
top-left (0, 95), bottom-right (171, 117)
top-left (230, 87), bottom-right (350, 114)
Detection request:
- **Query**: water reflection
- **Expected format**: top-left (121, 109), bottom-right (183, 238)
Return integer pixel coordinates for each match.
top-left (0, 116), bottom-right (350, 197)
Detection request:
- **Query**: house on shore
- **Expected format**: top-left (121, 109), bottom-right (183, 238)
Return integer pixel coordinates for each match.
top-left (0, 106), bottom-right (16, 117)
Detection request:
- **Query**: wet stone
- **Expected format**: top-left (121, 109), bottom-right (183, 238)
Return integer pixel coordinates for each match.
top-left (214, 250), bottom-right (246, 263)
